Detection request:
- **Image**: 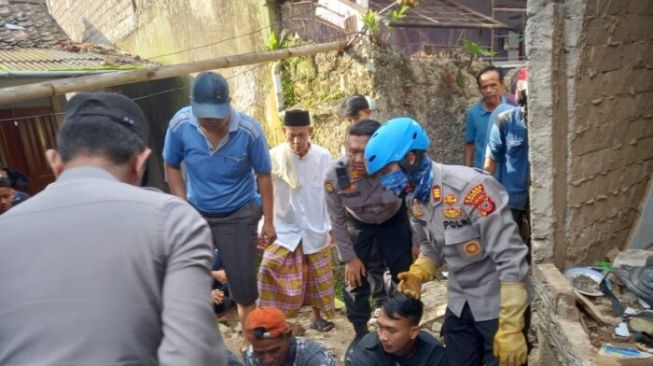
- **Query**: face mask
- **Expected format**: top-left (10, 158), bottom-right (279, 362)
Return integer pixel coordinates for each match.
top-left (380, 170), bottom-right (409, 198)
top-left (410, 156), bottom-right (433, 203)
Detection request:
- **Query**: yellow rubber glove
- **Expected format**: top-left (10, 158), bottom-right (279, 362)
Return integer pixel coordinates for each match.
top-left (397, 256), bottom-right (437, 299)
top-left (493, 282), bottom-right (528, 366)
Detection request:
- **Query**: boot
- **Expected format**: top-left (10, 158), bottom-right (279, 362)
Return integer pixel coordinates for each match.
top-left (344, 323), bottom-right (369, 365)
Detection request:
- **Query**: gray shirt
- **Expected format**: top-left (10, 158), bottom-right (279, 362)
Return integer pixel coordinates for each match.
top-left (410, 162), bottom-right (528, 321)
top-left (0, 167), bottom-right (226, 366)
top-left (325, 156), bottom-right (403, 262)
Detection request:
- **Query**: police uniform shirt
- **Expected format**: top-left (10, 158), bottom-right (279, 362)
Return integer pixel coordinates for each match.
top-left (325, 156), bottom-right (403, 262)
top-left (0, 167), bottom-right (225, 365)
top-left (410, 162), bottom-right (528, 321)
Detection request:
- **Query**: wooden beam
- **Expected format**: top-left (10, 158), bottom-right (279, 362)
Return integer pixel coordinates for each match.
top-left (0, 40), bottom-right (348, 105)
top-left (389, 21), bottom-right (507, 29)
top-left (493, 7), bottom-right (527, 13)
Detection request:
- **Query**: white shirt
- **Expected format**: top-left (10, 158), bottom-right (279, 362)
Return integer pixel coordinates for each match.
top-left (271, 143), bottom-right (332, 254)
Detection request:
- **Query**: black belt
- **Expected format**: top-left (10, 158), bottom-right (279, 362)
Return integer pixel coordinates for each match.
top-left (199, 209), bottom-right (238, 219)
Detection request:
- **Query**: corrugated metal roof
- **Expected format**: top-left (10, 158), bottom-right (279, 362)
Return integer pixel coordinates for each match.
top-left (0, 48), bottom-right (144, 71)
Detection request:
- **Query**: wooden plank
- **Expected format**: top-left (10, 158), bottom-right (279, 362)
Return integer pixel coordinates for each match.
top-left (575, 290), bottom-right (621, 327)
top-left (0, 40), bottom-right (348, 105)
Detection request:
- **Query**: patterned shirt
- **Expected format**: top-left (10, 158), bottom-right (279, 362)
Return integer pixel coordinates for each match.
top-left (244, 337), bottom-right (336, 366)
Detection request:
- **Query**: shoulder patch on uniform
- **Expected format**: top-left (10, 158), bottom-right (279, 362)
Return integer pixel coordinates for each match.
top-left (432, 185), bottom-right (441, 202)
top-left (463, 184), bottom-right (485, 204)
top-left (325, 181), bottom-right (335, 193)
top-left (443, 207), bottom-right (462, 219)
top-left (444, 194), bottom-right (458, 205)
top-left (474, 193), bottom-right (496, 216)
top-left (463, 240), bottom-right (481, 256)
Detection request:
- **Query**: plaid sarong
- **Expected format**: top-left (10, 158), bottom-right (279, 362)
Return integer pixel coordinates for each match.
top-left (257, 243), bottom-right (335, 318)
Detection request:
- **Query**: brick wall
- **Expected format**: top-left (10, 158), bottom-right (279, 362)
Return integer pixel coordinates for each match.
top-left (567, 0), bottom-right (653, 264)
top-left (527, 0), bottom-right (653, 266)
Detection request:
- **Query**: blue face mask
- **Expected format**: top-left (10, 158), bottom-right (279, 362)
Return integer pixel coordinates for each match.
top-left (410, 156), bottom-right (433, 203)
top-left (380, 170), bottom-right (409, 197)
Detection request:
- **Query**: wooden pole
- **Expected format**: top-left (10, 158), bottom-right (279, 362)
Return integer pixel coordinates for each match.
top-left (0, 40), bottom-right (348, 105)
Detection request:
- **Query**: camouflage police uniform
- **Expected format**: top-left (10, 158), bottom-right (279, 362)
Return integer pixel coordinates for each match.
top-left (325, 156), bottom-right (413, 328)
top-left (410, 162), bottom-right (529, 366)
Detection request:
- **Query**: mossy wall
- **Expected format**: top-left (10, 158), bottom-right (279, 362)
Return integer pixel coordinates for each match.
top-left (278, 42), bottom-right (480, 163)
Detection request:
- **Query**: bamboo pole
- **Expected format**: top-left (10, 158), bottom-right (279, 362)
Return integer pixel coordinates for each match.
top-left (0, 40), bottom-right (348, 105)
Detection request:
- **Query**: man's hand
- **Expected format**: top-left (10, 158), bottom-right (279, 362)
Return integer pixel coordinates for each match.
top-left (211, 270), bottom-right (227, 284)
top-left (397, 272), bottom-right (423, 299)
top-left (345, 258), bottom-right (367, 288)
top-left (328, 231), bottom-right (336, 248)
top-left (258, 221), bottom-right (276, 250)
top-left (211, 289), bottom-right (225, 305)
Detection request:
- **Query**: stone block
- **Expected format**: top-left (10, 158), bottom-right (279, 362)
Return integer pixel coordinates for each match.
top-left (576, 122), bottom-right (627, 155)
top-left (625, 118), bottom-right (651, 144)
top-left (623, 42), bottom-right (650, 70)
top-left (606, 0), bottom-right (629, 15)
top-left (572, 147), bottom-right (613, 179)
top-left (592, 45), bottom-right (624, 73)
top-left (533, 264), bottom-right (579, 322)
top-left (635, 91), bottom-right (653, 116)
top-left (582, 17), bottom-right (611, 46)
top-left (629, 0), bottom-right (653, 14)
top-left (635, 136), bottom-right (653, 159)
top-left (614, 248), bottom-right (653, 267)
top-left (609, 94), bottom-right (639, 122)
top-left (617, 15), bottom-right (653, 43)
top-left (633, 68), bottom-right (653, 93)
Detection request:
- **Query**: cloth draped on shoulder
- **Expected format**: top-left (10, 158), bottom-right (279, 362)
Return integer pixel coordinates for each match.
top-left (270, 142), bottom-right (298, 190)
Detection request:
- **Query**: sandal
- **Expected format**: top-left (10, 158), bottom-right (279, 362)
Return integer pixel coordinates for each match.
top-left (310, 318), bottom-right (335, 332)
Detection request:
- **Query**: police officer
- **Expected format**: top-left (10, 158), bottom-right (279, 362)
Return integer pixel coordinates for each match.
top-left (325, 119), bottom-right (414, 358)
top-left (364, 117), bottom-right (529, 366)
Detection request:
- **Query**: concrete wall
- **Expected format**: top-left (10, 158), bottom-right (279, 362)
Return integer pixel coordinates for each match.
top-left (46, 0), bottom-right (277, 132)
top-left (527, 0), bottom-right (653, 266)
top-left (46, 0), bottom-right (281, 189)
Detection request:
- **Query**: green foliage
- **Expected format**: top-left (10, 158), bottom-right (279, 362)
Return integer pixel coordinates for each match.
top-left (265, 31), bottom-right (280, 51)
top-left (281, 72), bottom-right (296, 107)
top-left (390, 5), bottom-right (410, 23)
top-left (362, 9), bottom-right (381, 44)
top-left (462, 38), bottom-right (497, 57)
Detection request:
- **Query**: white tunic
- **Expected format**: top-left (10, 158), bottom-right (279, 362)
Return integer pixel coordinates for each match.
top-left (271, 143), bottom-right (332, 254)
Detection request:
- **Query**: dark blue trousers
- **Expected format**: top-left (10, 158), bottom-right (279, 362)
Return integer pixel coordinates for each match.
top-left (343, 208), bottom-right (413, 326)
top-left (442, 302), bottom-right (530, 366)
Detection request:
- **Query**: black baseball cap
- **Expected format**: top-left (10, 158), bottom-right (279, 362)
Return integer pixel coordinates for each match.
top-left (64, 92), bottom-right (149, 142)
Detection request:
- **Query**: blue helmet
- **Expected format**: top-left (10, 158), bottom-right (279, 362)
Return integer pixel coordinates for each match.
top-left (364, 117), bottom-right (430, 175)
